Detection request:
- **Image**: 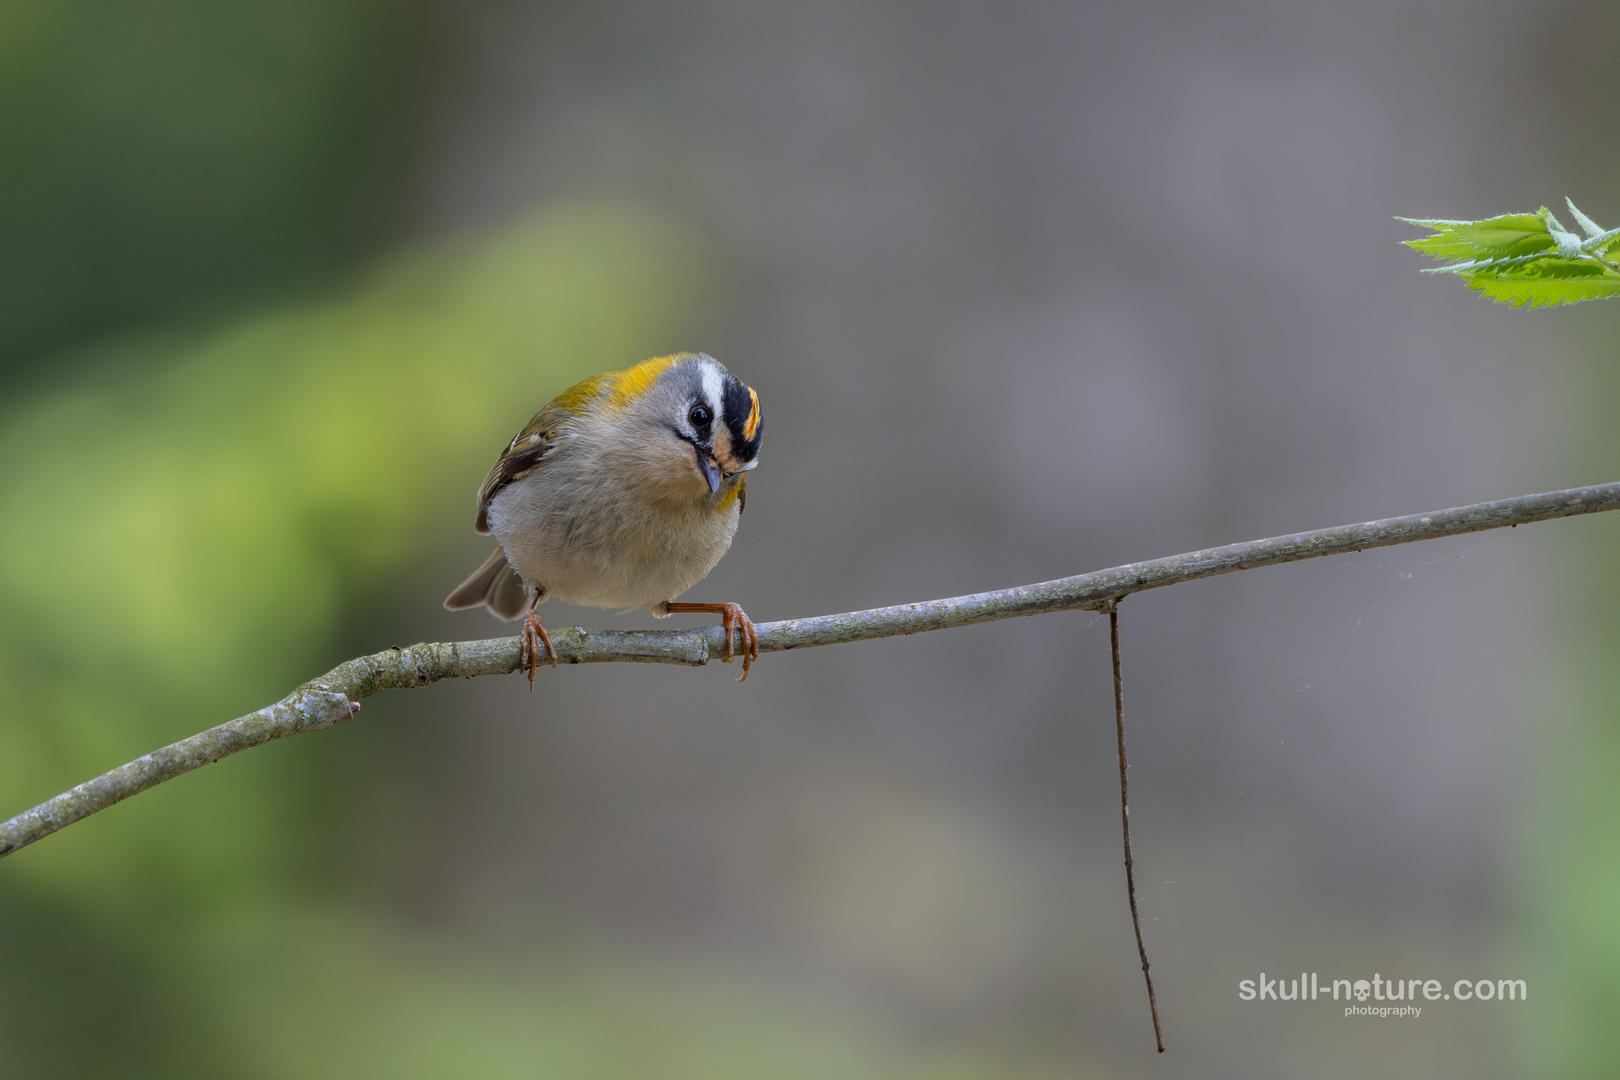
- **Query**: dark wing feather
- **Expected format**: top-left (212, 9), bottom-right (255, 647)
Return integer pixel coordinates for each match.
top-left (473, 396), bottom-right (584, 533)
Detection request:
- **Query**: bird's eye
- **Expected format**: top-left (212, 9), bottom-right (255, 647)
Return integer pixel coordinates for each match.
top-left (688, 404), bottom-right (712, 427)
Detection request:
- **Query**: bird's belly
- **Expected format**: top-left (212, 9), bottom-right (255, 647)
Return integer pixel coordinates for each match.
top-left (488, 480), bottom-right (738, 611)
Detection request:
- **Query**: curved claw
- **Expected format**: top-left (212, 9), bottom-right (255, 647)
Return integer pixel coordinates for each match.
top-left (665, 601), bottom-right (761, 681)
top-left (519, 609), bottom-right (558, 689)
top-left (718, 603), bottom-right (759, 682)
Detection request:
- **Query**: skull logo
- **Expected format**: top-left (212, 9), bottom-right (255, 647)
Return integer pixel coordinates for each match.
top-left (1353, 980), bottom-right (1371, 1002)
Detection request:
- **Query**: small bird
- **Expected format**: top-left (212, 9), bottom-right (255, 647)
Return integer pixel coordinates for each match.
top-left (445, 352), bottom-right (764, 683)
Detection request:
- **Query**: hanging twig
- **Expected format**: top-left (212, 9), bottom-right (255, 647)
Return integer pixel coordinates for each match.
top-left (3, 480), bottom-right (1620, 859)
top-left (1106, 601), bottom-right (1164, 1052)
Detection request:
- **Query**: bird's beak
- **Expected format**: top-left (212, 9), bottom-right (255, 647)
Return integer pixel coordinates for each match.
top-left (695, 446), bottom-right (721, 493)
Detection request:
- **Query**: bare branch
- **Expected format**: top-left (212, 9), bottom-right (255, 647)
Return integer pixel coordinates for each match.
top-left (3, 481), bottom-right (1618, 859)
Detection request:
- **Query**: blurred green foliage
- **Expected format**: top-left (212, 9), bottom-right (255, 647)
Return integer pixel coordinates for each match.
top-left (0, 201), bottom-right (717, 1073)
top-left (0, 0), bottom-right (432, 380)
top-left (0, 199), bottom-right (702, 892)
top-left (1524, 353), bottom-right (1620, 1079)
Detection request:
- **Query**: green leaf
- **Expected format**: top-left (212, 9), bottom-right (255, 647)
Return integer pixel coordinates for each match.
top-left (1467, 273), bottom-right (1620, 308)
top-left (1463, 254), bottom-right (1620, 307)
top-left (1397, 213), bottom-right (1553, 261)
top-left (1400, 200), bottom-right (1620, 308)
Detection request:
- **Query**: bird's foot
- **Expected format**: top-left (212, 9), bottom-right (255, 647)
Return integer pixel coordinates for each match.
top-left (520, 609), bottom-right (558, 689)
top-left (665, 601), bottom-right (760, 681)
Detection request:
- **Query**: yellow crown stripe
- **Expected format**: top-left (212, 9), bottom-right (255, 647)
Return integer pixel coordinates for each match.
top-left (607, 353), bottom-right (690, 407)
top-left (743, 386), bottom-right (760, 440)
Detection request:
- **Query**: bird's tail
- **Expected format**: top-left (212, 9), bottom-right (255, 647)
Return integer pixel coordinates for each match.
top-left (443, 546), bottom-right (529, 620)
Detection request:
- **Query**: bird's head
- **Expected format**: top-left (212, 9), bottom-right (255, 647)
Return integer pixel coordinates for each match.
top-left (606, 352), bottom-right (762, 505)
